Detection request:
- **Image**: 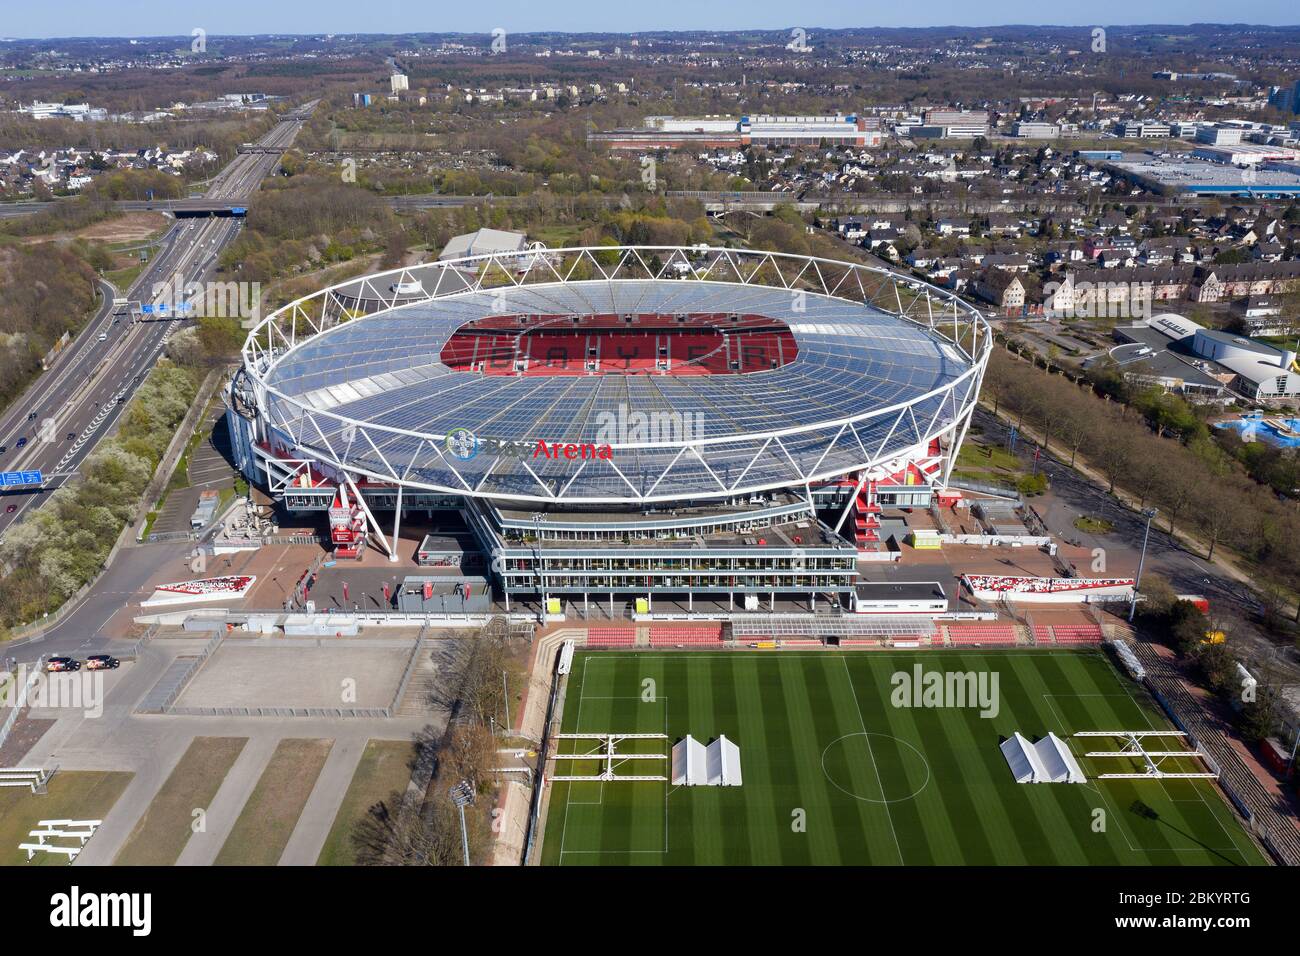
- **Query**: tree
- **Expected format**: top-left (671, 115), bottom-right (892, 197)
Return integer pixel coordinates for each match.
top-left (1094, 428), bottom-right (1136, 494)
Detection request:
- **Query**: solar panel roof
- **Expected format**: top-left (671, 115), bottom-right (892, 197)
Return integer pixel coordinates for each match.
top-left (265, 279), bottom-right (970, 444)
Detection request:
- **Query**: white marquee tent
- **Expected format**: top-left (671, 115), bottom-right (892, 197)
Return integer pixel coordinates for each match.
top-left (1001, 732), bottom-right (1085, 784)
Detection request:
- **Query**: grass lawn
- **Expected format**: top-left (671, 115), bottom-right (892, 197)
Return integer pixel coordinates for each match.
top-left (0, 772), bottom-right (133, 866)
top-left (530, 225), bottom-right (586, 247)
top-left (951, 439), bottom-right (1025, 484)
top-left (114, 737), bottom-right (247, 866)
top-left (541, 651), bottom-right (1267, 866)
top-left (1074, 515), bottom-right (1115, 534)
top-left (316, 739), bottom-right (417, 866)
top-left (214, 738), bottom-right (334, 866)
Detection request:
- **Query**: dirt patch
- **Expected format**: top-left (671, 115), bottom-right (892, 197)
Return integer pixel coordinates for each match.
top-left (20, 211), bottom-right (169, 245)
top-left (0, 713), bottom-right (56, 765)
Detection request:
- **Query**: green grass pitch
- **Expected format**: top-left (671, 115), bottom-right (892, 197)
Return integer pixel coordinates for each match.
top-left (540, 650), bottom-right (1268, 866)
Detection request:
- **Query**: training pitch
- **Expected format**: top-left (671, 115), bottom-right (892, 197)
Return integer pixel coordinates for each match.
top-left (540, 650), bottom-right (1267, 866)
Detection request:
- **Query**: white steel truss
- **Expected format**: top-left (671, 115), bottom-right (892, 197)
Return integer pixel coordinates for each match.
top-left (549, 733), bottom-right (669, 782)
top-left (239, 246), bottom-right (991, 505)
top-left (1074, 731), bottom-right (1219, 780)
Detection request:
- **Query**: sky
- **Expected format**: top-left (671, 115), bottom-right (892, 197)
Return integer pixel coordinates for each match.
top-left (1, 0), bottom-right (1296, 40)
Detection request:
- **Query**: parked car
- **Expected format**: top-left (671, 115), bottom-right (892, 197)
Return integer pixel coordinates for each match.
top-left (85, 654), bottom-right (120, 671)
top-left (46, 657), bottom-right (80, 672)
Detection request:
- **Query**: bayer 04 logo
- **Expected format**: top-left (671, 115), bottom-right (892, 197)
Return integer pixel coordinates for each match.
top-left (446, 427), bottom-right (479, 461)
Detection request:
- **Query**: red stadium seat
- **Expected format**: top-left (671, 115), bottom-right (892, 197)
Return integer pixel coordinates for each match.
top-left (945, 624), bottom-right (1020, 646)
top-left (648, 624), bottom-right (723, 647)
top-left (586, 627), bottom-right (637, 648)
top-left (1051, 625), bottom-right (1104, 645)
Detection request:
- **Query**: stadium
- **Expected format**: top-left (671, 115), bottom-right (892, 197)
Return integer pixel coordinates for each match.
top-left (228, 246), bottom-right (990, 609)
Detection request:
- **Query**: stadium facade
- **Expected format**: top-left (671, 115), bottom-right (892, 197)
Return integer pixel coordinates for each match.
top-left (228, 246), bottom-right (990, 610)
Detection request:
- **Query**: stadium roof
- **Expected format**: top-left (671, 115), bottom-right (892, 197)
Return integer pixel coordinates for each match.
top-left (243, 248), bottom-right (989, 503)
top-left (266, 280), bottom-right (970, 444)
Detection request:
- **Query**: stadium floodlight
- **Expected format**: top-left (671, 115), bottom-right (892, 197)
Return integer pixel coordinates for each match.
top-left (449, 780), bottom-right (474, 866)
top-left (1129, 507), bottom-right (1158, 624)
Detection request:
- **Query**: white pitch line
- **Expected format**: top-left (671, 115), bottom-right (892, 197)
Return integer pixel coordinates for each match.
top-left (840, 655), bottom-right (905, 865)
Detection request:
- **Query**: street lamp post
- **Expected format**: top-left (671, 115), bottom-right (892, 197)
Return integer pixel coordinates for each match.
top-left (449, 780), bottom-right (474, 866)
top-left (1129, 508), bottom-right (1158, 624)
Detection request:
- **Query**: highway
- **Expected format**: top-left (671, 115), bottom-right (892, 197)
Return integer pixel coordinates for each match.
top-left (0, 106), bottom-right (314, 541)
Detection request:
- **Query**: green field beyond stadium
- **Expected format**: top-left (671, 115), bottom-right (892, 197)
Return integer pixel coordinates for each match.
top-left (540, 650), bottom-right (1267, 866)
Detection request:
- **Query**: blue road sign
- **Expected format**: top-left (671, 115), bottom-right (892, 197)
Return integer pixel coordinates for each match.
top-left (1, 470), bottom-right (42, 487)
top-left (140, 304), bottom-right (154, 314)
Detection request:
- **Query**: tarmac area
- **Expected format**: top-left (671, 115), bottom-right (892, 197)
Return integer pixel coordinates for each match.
top-left (174, 641), bottom-right (415, 710)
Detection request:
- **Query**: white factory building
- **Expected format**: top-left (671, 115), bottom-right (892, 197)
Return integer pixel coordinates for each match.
top-left (1190, 329), bottom-right (1300, 402)
top-left (1117, 313), bottom-right (1300, 403)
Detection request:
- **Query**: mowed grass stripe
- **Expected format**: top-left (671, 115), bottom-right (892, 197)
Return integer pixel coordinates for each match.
top-left (817, 655), bottom-right (903, 863)
top-left (858, 660), bottom-right (980, 864)
top-left (999, 653), bottom-right (1111, 865)
top-left (915, 653), bottom-right (1032, 864)
top-left (541, 651), bottom-right (1263, 867)
top-left (593, 653), bottom-right (635, 864)
top-left (682, 653), bottom-right (722, 864)
top-left (1036, 651), bottom-right (1181, 864)
top-left (1053, 652), bottom-right (1238, 865)
top-left (844, 658), bottom-right (935, 865)
top-left (731, 655), bottom-right (795, 864)
top-left (710, 655), bottom-right (751, 865)
top-left (776, 655), bottom-right (846, 863)
top-left (990, 653), bottom-right (1084, 864)
top-left (987, 651), bottom-right (1098, 864)
top-left (1036, 651), bottom-right (1152, 865)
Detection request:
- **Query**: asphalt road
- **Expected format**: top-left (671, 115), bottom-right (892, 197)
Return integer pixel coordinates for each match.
top-left (973, 408), bottom-right (1263, 619)
top-left (1, 540), bottom-right (193, 667)
top-left (0, 114), bottom-right (310, 539)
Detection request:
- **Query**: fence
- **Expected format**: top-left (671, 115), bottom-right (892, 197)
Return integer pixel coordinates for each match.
top-left (135, 634), bottom-right (223, 714)
top-left (0, 656), bottom-right (46, 753)
top-left (165, 705), bottom-right (392, 718)
top-left (947, 478), bottom-right (1021, 501)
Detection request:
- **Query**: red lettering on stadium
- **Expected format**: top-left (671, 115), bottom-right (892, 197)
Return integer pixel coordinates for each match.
top-left (533, 440), bottom-right (613, 460)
